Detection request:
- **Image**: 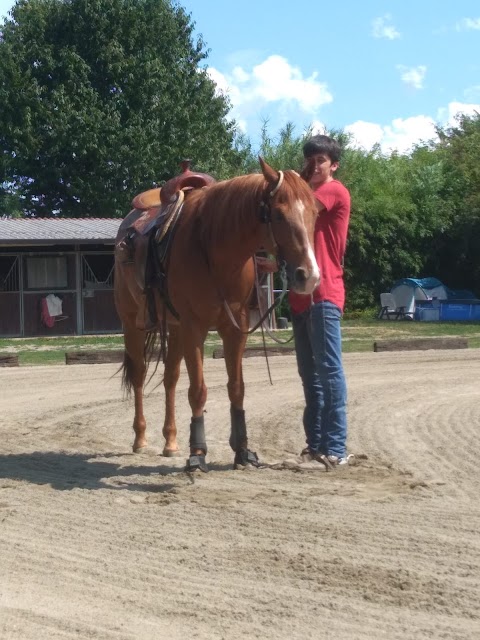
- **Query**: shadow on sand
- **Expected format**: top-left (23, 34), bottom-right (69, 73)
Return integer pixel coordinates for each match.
top-left (0, 451), bottom-right (233, 492)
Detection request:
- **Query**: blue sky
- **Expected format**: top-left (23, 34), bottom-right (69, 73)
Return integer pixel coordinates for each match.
top-left (1, 0), bottom-right (479, 153)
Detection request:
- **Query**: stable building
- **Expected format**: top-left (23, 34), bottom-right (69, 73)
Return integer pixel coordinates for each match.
top-left (0, 218), bottom-right (123, 337)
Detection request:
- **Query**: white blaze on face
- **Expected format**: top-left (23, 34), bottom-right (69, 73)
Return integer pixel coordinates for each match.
top-left (294, 199), bottom-right (319, 292)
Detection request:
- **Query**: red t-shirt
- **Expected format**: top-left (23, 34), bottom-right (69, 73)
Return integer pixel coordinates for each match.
top-left (289, 179), bottom-right (351, 314)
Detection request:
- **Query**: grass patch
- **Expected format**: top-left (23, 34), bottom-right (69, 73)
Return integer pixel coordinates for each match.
top-left (19, 350), bottom-right (67, 366)
top-left (1, 319), bottom-right (480, 366)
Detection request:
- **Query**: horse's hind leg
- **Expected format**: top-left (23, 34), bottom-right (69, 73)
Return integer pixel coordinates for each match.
top-left (122, 318), bottom-right (148, 452)
top-left (219, 324), bottom-right (263, 469)
top-left (162, 324), bottom-right (182, 457)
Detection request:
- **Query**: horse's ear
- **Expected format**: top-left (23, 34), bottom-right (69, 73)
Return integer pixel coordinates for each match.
top-left (258, 156), bottom-right (279, 185)
top-left (300, 157), bottom-right (315, 184)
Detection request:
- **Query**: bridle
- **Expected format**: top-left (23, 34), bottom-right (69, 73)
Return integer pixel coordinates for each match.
top-left (258, 170), bottom-right (284, 253)
top-left (223, 170), bottom-right (290, 337)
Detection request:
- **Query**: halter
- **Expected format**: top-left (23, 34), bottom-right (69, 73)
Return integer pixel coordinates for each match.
top-left (269, 170), bottom-right (284, 196)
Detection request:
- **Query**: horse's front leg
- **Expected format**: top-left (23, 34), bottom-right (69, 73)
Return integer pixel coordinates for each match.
top-left (218, 321), bottom-right (263, 470)
top-left (162, 323), bottom-right (182, 457)
top-left (181, 323), bottom-right (209, 472)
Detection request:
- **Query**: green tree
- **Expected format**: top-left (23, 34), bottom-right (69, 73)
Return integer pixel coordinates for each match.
top-left (341, 144), bottom-right (452, 309)
top-left (0, 0), bottom-right (239, 217)
top-left (431, 113), bottom-right (480, 293)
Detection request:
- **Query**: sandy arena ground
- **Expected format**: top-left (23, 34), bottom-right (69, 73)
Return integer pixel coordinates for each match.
top-left (1, 350), bottom-right (479, 639)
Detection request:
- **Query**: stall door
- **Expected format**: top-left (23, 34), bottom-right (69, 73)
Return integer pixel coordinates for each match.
top-left (0, 255), bottom-right (21, 336)
top-left (82, 253), bottom-right (122, 334)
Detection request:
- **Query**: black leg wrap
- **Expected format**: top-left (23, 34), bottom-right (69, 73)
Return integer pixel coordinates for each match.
top-left (233, 449), bottom-right (264, 470)
top-left (229, 406), bottom-right (247, 451)
top-left (186, 454), bottom-right (208, 473)
top-left (189, 415), bottom-right (207, 454)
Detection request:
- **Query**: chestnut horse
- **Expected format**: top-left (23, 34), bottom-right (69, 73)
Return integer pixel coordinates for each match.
top-left (114, 158), bottom-right (319, 472)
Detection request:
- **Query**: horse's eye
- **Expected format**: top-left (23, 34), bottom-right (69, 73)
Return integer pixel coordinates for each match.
top-left (274, 211), bottom-right (285, 222)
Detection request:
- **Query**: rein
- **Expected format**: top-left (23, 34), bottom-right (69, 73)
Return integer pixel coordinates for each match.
top-left (222, 260), bottom-right (290, 386)
top-left (222, 169), bottom-right (287, 336)
top-left (222, 259), bottom-right (289, 336)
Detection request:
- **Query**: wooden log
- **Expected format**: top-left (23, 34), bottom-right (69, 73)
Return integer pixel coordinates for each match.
top-left (212, 346), bottom-right (295, 359)
top-left (65, 350), bottom-right (125, 365)
top-left (373, 337), bottom-right (468, 352)
top-left (0, 354), bottom-right (19, 367)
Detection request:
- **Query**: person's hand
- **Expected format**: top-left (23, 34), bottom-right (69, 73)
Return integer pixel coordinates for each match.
top-left (255, 256), bottom-right (278, 273)
top-left (300, 157), bottom-right (315, 184)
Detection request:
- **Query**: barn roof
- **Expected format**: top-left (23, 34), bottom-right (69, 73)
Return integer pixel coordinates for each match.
top-left (0, 217), bottom-right (122, 246)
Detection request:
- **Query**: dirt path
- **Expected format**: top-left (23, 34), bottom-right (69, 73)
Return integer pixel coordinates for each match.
top-left (1, 350), bottom-right (479, 639)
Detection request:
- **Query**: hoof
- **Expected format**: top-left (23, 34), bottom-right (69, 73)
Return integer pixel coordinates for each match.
top-left (233, 449), bottom-right (265, 470)
top-left (185, 454), bottom-right (209, 473)
top-left (162, 448), bottom-right (181, 458)
top-left (132, 445), bottom-right (148, 454)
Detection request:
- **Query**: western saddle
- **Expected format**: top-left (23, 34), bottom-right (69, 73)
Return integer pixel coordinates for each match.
top-left (116, 160), bottom-right (216, 330)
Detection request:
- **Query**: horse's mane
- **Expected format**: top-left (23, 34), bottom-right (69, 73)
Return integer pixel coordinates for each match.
top-left (196, 170), bottom-right (311, 249)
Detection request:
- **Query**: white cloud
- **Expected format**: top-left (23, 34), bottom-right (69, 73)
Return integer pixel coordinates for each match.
top-left (207, 55), bottom-right (332, 134)
top-left (372, 15), bottom-right (401, 40)
top-left (231, 66), bottom-right (249, 83)
top-left (206, 53), bottom-right (479, 156)
top-left (311, 120), bottom-right (327, 135)
top-left (206, 67), bottom-right (230, 96)
top-left (437, 101), bottom-right (480, 126)
top-left (345, 102), bottom-right (480, 154)
top-left (345, 121), bottom-right (385, 150)
top-left (346, 116), bottom-right (436, 154)
top-left (397, 65), bottom-right (427, 90)
top-left (455, 17), bottom-right (480, 31)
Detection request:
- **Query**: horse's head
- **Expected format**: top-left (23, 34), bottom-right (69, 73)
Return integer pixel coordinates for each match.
top-left (259, 157), bottom-right (319, 295)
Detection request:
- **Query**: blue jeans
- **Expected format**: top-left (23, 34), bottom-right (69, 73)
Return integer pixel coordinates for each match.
top-left (292, 301), bottom-right (347, 457)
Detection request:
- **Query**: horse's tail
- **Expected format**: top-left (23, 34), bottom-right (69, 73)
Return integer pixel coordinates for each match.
top-left (144, 329), bottom-right (165, 389)
top-left (117, 330), bottom-right (165, 397)
top-left (120, 350), bottom-right (136, 397)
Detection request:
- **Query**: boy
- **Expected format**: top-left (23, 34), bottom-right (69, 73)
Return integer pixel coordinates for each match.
top-left (289, 134), bottom-right (352, 469)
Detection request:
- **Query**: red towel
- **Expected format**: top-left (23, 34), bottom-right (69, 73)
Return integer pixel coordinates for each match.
top-left (41, 297), bottom-right (55, 328)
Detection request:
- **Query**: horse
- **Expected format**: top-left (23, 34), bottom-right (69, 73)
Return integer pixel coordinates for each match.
top-left (114, 157), bottom-right (319, 472)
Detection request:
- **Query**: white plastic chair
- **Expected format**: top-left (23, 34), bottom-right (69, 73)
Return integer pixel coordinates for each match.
top-left (378, 293), bottom-right (404, 320)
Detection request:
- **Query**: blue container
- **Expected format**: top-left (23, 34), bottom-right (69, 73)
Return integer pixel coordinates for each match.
top-left (439, 303), bottom-right (471, 321)
top-left (470, 304), bottom-right (480, 320)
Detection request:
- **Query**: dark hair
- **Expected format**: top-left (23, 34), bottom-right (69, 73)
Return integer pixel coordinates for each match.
top-left (303, 135), bottom-right (342, 163)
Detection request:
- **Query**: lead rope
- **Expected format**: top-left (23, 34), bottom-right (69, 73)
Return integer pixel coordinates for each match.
top-left (222, 259), bottom-right (288, 336)
top-left (221, 259), bottom-right (291, 386)
top-left (255, 261), bottom-right (295, 345)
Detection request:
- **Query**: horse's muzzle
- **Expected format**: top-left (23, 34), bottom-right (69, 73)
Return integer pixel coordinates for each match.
top-left (291, 266), bottom-right (319, 294)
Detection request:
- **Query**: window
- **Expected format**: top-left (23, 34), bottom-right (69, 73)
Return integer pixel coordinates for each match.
top-left (26, 256), bottom-right (68, 289)
top-left (0, 256), bottom-right (20, 292)
top-left (82, 254), bottom-right (114, 290)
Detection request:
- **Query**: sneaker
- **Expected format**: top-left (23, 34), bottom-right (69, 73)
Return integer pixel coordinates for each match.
top-left (300, 449), bottom-right (334, 470)
top-left (326, 454), bottom-right (355, 467)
